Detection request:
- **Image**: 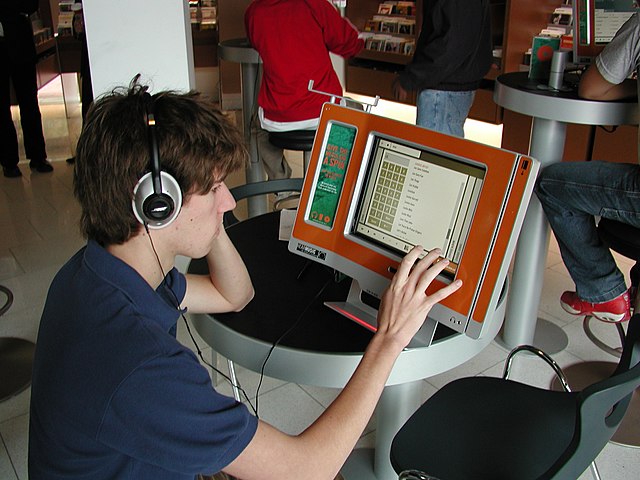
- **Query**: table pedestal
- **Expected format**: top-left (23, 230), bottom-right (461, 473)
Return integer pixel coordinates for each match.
top-left (501, 117), bottom-right (569, 353)
top-left (342, 381), bottom-right (422, 480)
top-left (494, 72), bottom-right (637, 353)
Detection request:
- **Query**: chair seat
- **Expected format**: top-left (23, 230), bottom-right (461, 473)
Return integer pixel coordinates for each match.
top-left (598, 218), bottom-right (640, 261)
top-left (268, 130), bottom-right (315, 151)
top-left (390, 377), bottom-right (578, 480)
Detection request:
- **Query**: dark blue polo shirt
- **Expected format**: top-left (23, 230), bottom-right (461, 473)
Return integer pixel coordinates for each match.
top-left (29, 241), bottom-right (258, 479)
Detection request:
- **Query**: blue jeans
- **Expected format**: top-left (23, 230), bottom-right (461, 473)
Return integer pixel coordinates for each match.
top-left (416, 89), bottom-right (475, 138)
top-left (535, 161), bottom-right (640, 303)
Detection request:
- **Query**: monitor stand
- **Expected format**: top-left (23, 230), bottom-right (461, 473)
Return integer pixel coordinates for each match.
top-left (325, 279), bottom-right (438, 347)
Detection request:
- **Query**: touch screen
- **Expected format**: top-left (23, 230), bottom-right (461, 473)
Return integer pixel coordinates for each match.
top-left (307, 122), bottom-right (357, 229)
top-left (351, 136), bottom-right (485, 278)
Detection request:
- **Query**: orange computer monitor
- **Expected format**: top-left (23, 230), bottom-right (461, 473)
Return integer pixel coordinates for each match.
top-left (288, 104), bottom-right (538, 343)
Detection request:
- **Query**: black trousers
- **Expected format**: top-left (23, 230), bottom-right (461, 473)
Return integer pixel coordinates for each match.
top-left (0, 36), bottom-right (47, 168)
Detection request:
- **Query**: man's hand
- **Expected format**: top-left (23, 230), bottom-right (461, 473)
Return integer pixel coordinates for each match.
top-left (375, 246), bottom-right (462, 350)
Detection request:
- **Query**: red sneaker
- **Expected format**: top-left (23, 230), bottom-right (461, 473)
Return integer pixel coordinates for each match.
top-left (560, 290), bottom-right (631, 323)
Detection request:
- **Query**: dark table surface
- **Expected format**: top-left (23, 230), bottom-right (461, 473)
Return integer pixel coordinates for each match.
top-left (188, 212), bottom-right (455, 354)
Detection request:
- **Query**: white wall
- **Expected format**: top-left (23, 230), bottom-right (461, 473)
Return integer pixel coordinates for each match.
top-left (82, 0), bottom-right (195, 96)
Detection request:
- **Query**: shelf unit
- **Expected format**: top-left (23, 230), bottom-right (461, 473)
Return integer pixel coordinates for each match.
top-left (344, 1), bottom-right (574, 125)
top-left (345, 0), bottom-right (420, 104)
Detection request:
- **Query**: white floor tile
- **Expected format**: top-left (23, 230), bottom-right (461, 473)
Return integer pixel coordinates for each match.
top-left (252, 383), bottom-right (325, 435)
top-left (0, 251), bottom-right (25, 282)
top-left (0, 388), bottom-right (30, 426)
top-left (0, 414), bottom-right (28, 480)
top-left (425, 342), bottom-right (507, 390)
top-left (0, 439), bottom-right (18, 480)
top-left (577, 442), bottom-right (640, 479)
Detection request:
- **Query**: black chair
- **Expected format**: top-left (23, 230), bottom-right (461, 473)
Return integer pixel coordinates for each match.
top-left (223, 178), bottom-right (304, 227)
top-left (0, 284), bottom-right (36, 402)
top-left (268, 130), bottom-right (316, 174)
top-left (389, 316), bottom-right (640, 480)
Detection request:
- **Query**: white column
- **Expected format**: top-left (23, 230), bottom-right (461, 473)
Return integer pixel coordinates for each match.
top-left (82, 0), bottom-right (195, 96)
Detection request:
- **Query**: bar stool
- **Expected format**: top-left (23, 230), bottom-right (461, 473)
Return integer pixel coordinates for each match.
top-left (268, 129), bottom-right (316, 174)
top-left (559, 217), bottom-right (640, 448)
top-left (0, 285), bottom-right (36, 402)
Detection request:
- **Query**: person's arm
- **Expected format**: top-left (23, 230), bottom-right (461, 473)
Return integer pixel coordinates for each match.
top-left (578, 63), bottom-right (637, 100)
top-left (579, 11), bottom-right (640, 101)
top-left (182, 226), bottom-right (254, 314)
top-left (313, 0), bottom-right (364, 59)
top-left (222, 246), bottom-right (462, 480)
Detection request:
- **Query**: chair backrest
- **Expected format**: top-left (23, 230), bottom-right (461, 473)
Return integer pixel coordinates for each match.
top-left (224, 178), bottom-right (304, 227)
top-left (545, 316), bottom-right (640, 479)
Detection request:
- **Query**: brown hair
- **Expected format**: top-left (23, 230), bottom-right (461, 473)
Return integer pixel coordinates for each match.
top-left (74, 78), bottom-right (247, 245)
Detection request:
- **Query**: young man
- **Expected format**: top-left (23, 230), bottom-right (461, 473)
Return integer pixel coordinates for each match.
top-left (393, 0), bottom-right (493, 138)
top-left (245, 0), bottom-right (364, 179)
top-left (28, 79), bottom-right (461, 479)
top-left (535, 12), bottom-right (640, 323)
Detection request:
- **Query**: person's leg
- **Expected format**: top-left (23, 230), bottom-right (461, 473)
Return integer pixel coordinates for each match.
top-left (12, 56), bottom-right (47, 164)
top-left (416, 89), bottom-right (475, 138)
top-left (254, 119), bottom-right (291, 180)
top-left (0, 43), bottom-right (20, 172)
top-left (535, 161), bottom-right (640, 303)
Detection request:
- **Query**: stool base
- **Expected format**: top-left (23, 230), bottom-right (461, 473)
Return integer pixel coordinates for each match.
top-left (0, 337), bottom-right (36, 402)
top-left (496, 317), bottom-right (569, 354)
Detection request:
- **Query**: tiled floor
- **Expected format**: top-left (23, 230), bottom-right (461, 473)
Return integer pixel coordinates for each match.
top-left (1, 77), bottom-right (639, 479)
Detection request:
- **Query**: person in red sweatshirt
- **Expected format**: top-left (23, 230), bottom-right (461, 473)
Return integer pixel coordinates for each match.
top-left (245, 0), bottom-right (363, 179)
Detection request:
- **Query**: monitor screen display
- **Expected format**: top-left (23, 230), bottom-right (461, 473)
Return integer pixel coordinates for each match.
top-left (349, 136), bottom-right (485, 280)
top-left (574, 0), bottom-right (639, 64)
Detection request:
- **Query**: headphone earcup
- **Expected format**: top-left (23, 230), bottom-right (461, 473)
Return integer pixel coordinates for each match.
top-left (132, 171), bottom-right (183, 228)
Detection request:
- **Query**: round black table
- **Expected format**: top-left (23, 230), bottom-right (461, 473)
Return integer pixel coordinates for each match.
top-left (189, 212), bottom-right (508, 479)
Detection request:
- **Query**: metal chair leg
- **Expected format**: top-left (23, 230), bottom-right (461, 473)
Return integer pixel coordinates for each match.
top-left (227, 359), bottom-right (241, 402)
top-left (398, 470), bottom-right (441, 480)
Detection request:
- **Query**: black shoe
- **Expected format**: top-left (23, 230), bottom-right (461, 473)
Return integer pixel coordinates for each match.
top-left (29, 159), bottom-right (53, 173)
top-left (2, 166), bottom-right (22, 178)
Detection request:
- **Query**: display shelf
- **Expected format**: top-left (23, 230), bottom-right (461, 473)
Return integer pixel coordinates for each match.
top-left (344, 0), bottom-right (571, 125)
top-left (354, 49), bottom-right (412, 65)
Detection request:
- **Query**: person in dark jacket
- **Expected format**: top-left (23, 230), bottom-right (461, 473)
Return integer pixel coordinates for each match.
top-left (393, 0), bottom-right (492, 138)
top-left (0, 0), bottom-right (52, 177)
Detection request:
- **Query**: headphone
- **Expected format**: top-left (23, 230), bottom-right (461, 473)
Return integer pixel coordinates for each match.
top-left (132, 94), bottom-right (183, 229)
